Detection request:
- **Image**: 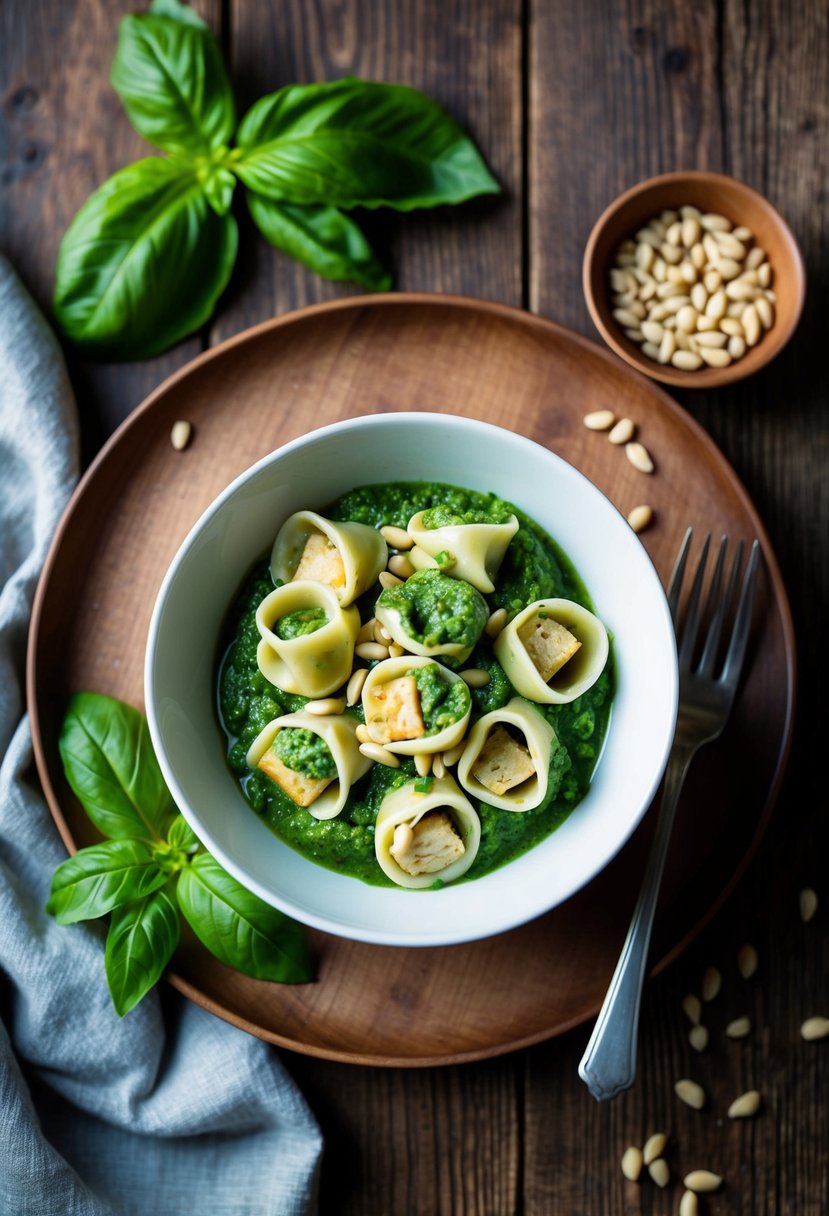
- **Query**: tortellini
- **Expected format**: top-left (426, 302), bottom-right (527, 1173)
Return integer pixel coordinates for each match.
top-left (374, 775), bottom-right (481, 889)
top-left (494, 598), bottom-right (608, 704)
top-left (256, 580), bottom-right (359, 697)
top-left (457, 697), bottom-right (557, 812)
top-left (361, 656), bottom-right (472, 755)
top-left (407, 509), bottom-right (519, 593)
top-left (374, 568), bottom-right (488, 667)
top-left (271, 509), bottom-right (387, 606)
top-left (246, 710), bottom-right (371, 821)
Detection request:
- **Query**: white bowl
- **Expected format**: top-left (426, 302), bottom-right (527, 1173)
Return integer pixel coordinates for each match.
top-left (145, 413), bottom-right (678, 947)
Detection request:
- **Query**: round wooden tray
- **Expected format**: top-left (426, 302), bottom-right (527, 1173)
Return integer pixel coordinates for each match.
top-left (28, 295), bottom-right (795, 1067)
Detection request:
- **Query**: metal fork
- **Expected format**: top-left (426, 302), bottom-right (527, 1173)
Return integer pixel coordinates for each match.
top-left (578, 528), bottom-right (761, 1101)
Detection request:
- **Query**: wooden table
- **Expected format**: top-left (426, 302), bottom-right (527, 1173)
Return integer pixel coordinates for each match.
top-left (4, 2), bottom-right (827, 1211)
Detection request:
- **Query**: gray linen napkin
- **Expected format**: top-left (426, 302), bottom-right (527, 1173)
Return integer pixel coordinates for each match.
top-left (0, 255), bottom-right (323, 1216)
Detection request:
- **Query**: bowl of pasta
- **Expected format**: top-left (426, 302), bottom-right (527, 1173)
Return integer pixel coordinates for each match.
top-left (145, 412), bottom-right (678, 946)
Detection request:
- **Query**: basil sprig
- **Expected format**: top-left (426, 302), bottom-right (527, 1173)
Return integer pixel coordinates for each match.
top-left (48, 692), bottom-right (313, 1016)
top-left (53, 0), bottom-right (499, 360)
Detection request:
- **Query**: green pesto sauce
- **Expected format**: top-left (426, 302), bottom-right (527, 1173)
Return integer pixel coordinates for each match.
top-left (274, 607), bottom-right (327, 640)
top-left (421, 504), bottom-right (511, 528)
top-left (217, 480), bottom-right (614, 888)
top-left (378, 568), bottom-right (487, 661)
top-left (407, 663), bottom-right (470, 735)
top-left (274, 727), bottom-right (336, 779)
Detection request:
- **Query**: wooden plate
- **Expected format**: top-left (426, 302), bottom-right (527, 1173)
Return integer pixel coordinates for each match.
top-left (28, 295), bottom-right (795, 1067)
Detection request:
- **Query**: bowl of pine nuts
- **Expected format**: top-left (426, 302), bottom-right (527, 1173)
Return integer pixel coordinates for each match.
top-left (583, 171), bottom-right (805, 387)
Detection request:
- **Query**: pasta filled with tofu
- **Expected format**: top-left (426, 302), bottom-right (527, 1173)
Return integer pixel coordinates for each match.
top-left (406, 508), bottom-right (519, 593)
top-left (361, 656), bottom-right (472, 755)
top-left (271, 509), bottom-right (387, 606)
top-left (256, 580), bottom-right (359, 697)
top-left (494, 598), bottom-right (608, 704)
top-left (374, 775), bottom-right (481, 888)
top-left (457, 697), bottom-right (557, 811)
top-left (246, 709), bottom-right (372, 821)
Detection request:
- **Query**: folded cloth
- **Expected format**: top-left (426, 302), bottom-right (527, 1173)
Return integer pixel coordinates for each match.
top-left (0, 255), bottom-right (323, 1216)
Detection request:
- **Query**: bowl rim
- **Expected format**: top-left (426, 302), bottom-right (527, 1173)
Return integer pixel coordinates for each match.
top-left (144, 411), bottom-right (680, 947)
top-left (582, 169), bottom-right (806, 388)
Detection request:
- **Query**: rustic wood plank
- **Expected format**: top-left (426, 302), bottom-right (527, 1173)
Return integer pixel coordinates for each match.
top-left (528, 2), bottom-right (829, 1213)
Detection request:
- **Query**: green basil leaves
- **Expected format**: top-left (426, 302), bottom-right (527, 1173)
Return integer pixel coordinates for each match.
top-left (49, 692), bottom-right (313, 1016)
top-left (53, 1), bottom-right (498, 360)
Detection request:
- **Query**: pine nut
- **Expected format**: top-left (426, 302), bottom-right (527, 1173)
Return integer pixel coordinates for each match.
top-left (170, 420), bottom-right (192, 451)
top-left (357, 618), bottom-right (377, 644)
top-left (724, 280), bottom-right (756, 302)
top-left (657, 330), bottom-right (676, 363)
top-left (414, 751), bottom-right (432, 777)
top-left (682, 994), bottom-right (702, 1024)
top-left (641, 341), bottom-right (660, 360)
top-left (304, 697), bottom-right (345, 716)
top-left (661, 242), bottom-right (682, 265)
top-left (689, 1024), bottom-right (709, 1052)
top-left (610, 269), bottom-right (627, 292)
top-left (757, 261), bottom-right (772, 287)
top-left (690, 282), bottom-right (708, 312)
top-left (639, 278), bottom-right (657, 301)
top-left (680, 1191), bottom-right (699, 1216)
top-left (648, 1159), bottom-right (670, 1188)
top-left (665, 221), bottom-right (682, 246)
top-left (715, 232), bottom-right (746, 259)
top-left (728, 335), bottom-right (746, 359)
top-left (388, 643), bottom-right (405, 658)
top-left (608, 417), bottom-right (635, 444)
top-left (719, 317), bottom-right (744, 336)
top-left (621, 1146), bottom-right (643, 1182)
top-left (583, 409), bottom-right (616, 430)
top-left (755, 296), bottom-right (774, 329)
top-left (442, 741), bottom-right (466, 768)
top-left (696, 314), bottom-right (718, 331)
top-left (378, 571), bottom-right (403, 589)
top-left (388, 554), bottom-right (415, 579)
top-left (380, 525), bottom-right (413, 550)
top-left (391, 823), bottom-right (414, 855)
top-left (738, 942), bottom-right (758, 978)
top-left (703, 269), bottom-right (722, 293)
top-left (701, 213), bottom-right (732, 232)
top-left (728, 1090), bottom-right (761, 1118)
top-left (355, 642), bottom-right (390, 661)
top-left (676, 305), bottom-right (698, 333)
top-left (427, 754), bottom-right (445, 779)
top-left (661, 209), bottom-right (680, 225)
top-left (726, 1016), bottom-right (752, 1038)
top-left (733, 225), bottom-right (753, 241)
top-left (690, 241), bottom-right (706, 269)
top-left (355, 724), bottom-right (372, 744)
top-left (485, 607), bottom-right (508, 637)
top-left (625, 441), bottom-right (654, 472)
top-left (680, 260), bottom-right (697, 284)
top-left (800, 1016), bottom-right (829, 1041)
top-left (671, 351), bottom-right (703, 371)
top-left (700, 348), bottom-right (732, 368)
top-left (643, 1133), bottom-right (667, 1165)
top-left (694, 330), bottom-right (728, 348)
top-left (641, 320), bottom-right (664, 344)
top-left (359, 741), bottom-right (400, 768)
top-left (627, 504), bottom-right (653, 533)
top-left (800, 887), bottom-right (818, 923)
top-left (636, 228), bottom-right (661, 248)
top-left (746, 246), bottom-right (766, 270)
top-left (705, 290), bottom-right (727, 320)
top-left (656, 281), bottom-right (686, 299)
top-left (682, 217), bottom-right (701, 247)
top-left (674, 1078), bottom-right (706, 1109)
top-left (346, 668), bottom-right (368, 706)
top-left (683, 1169), bottom-right (723, 1193)
top-left (663, 295), bottom-right (692, 315)
top-left (374, 620), bottom-right (392, 644)
top-left (702, 232), bottom-right (721, 262)
top-left (715, 256), bottom-right (742, 281)
top-left (680, 205), bottom-right (701, 220)
top-left (674, 328), bottom-right (691, 350)
top-left (613, 308), bottom-right (642, 328)
top-left (636, 241), bottom-right (655, 271)
top-left (652, 257), bottom-right (667, 282)
top-left (701, 965), bottom-right (722, 1001)
top-left (624, 328), bottom-right (644, 342)
top-left (667, 266), bottom-right (685, 286)
top-left (460, 668), bottom-right (490, 688)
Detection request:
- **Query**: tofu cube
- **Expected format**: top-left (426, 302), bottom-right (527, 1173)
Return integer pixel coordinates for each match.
top-left (518, 615), bottom-right (581, 682)
top-left (367, 675), bottom-right (425, 745)
top-left (471, 724), bottom-right (536, 796)
top-left (391, 810), bottom-right (465, 876)
top-left (293, 530), bottom-right (345, 590)
top-left (257, 746), bottom-right (334, 808)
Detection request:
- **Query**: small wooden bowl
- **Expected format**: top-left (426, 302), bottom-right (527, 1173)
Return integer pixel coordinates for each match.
top-left (583, 171), bottom-right (805, 388)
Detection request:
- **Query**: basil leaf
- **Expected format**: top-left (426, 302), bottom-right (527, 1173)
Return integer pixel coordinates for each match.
top-left (167, 814), bottom-right (199, 853)
top-left (47, 840), bottom-right (166, 925)
top-left (58, 692), bottom-right (176, 841)
top-left (201, 165), bottom-right (236, 216)
top-left (149, 0), bottom-right (207, 28)
top-left (247, 193), bottom-right (391, 291)
top-left (105, 890), bottom-right (180, 1016)
top-left (234, 78), bottom-right (499, 210)
top-left (111, 11), bottom-right (234, 156)
top-left (177, 854), bottom-right (313, 984)
top-left (54, 158), bottom-right (238, 359)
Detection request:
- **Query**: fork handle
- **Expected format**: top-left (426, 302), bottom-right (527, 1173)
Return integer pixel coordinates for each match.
top-left (578, 742), bottom-right (696, 1101)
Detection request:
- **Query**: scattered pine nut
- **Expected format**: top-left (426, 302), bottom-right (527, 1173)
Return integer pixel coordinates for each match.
top-left (355, 724), bottom-right (372, 744)
top-left (683, 1170), bottom-right (723, 1194)
top-left (390, 823), bottom-right (414, 856)
top-left (388, 643), bottom-right (405, 658)
top-left (728, 1090), bottom-right (761, 1119)
top-left (374, 620), bottom-right (392, 644)
top-left (355, 642), bottom-right (390, 662)
top-left (460, 668), bottom-right (490, 688)
top-left (357, 618), bottom-right (377, 644)
top-left (674, 1078), bottom-right (706, 1109)
top-left (627, 504), bottom-right (653, 533)
top-left (170, 420), bottom-right (192, 451)
top-left (642, 1133), bottom-right (667, 1166)
top-left (800, 887), bottom-right (818, 923)
top-left (442, 741), bottom-right (466, 768)
top-left (388, 554), bottom-right (415, 579)
top-left (737, 943), bottom-right (758, 979)
top-left (608, 417), bottom-right (635, 445)
top-left (359, 741), bottom-right (400, 768)
top-left (621, 1145), bottom-right (643, 1182)
top-left (431, 754), bottom-right (447, 779)
top-left (648, 1159), bottom-right (670, 1188)
top-left (725, 1016), bottom-right (752, 1039)
top-left (679, 1191), bottom-right (699, 1216)
top-left (671, 350), bottom-right (704, 371)
top-left (583, 409), bottom-right (616, 431)
top-left (304, 697), bottom-right (345, 716)
top-left (702, 965), bottom-right (722, 1002)
top-left (689, 1024), bottom-right (709, 1053)
top-left (485, 607), bottom-right (508, 638)
top-left (625, 442), bottom-right (654, 473)
top-left (379, 571), bottom-right (403, 590)
top-left (682, 993), bottom-right (702, 1025)
top-left (346, 668), bottom-right (368, 706)
top-left (414, 751), bottom-right (432, 778)
top-left (800, 1017), bottom-right (829, 1041)
top-left (380, 525), bottom-right (413, 550)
